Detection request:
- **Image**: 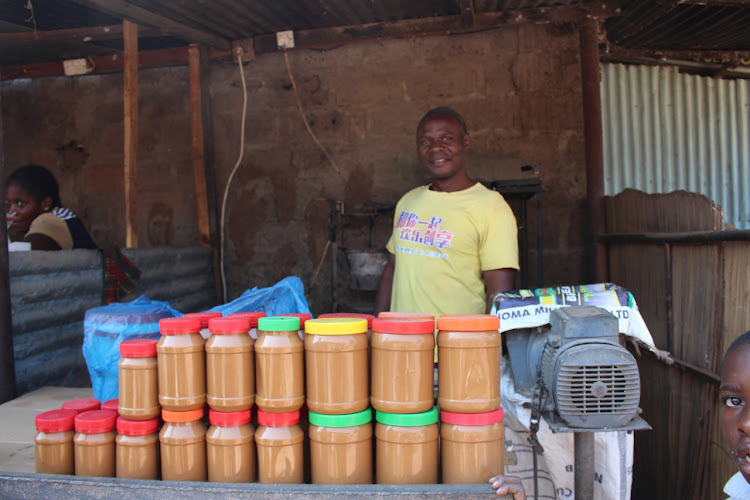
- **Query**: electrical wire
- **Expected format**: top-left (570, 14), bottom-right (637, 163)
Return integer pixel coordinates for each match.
top-left (219, 50), bottom-right (248, 302)
top-left (283, 50), bottom-right (341, 174)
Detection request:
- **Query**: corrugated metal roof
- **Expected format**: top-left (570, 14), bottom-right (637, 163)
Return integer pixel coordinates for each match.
top-left (601, 63), bottom-right (750, 228)
top-left (1, 0), bottom-right (749, 68)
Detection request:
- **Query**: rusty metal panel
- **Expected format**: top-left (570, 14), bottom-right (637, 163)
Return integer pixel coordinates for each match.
top-left (601, 63), bottom-right (750, 229)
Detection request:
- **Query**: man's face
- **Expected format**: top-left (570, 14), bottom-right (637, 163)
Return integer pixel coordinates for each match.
top-left (416, 115), bottom-right (469, 181)
top-left (5, 184), bottom-right (44, 236)
top-left (721, 345), bottom-right (750, 484)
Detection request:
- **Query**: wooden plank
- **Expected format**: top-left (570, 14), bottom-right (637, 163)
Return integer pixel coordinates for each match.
top-left (66, 0), bottom-right (231, 50)
top-left (0, 24), bottom-right (161, 44)
top-left (188, 45), bottom-right (211, 248)
top-left (123, 20), bottom-right (138, 248)
top-left (1, 46), bottom-right (231, 81)
top-left (458, 0), bottom-right (476, 27)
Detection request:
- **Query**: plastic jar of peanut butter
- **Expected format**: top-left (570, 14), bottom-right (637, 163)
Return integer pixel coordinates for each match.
top-left (119, 338), bottom-right (159, 420)
top-left (185, 312), bottom-right (223, 340)
top-left (74, 410), bottom-right (117, 477)
top-left (371, 318), bottom-right (435, 414)
top-left (206, 408), bottom-right (255, 483)
top-left (35, 409), bottom-right (78, 475)
top-left (255, 409), bottom-right (304, 484)
top-left (437, 314), bottom-right (501, 413)
top-left (440, 408), bottom-right (505, 483)
top-left (374, 407), bottom-right (439, 484)
top-left (157, 317), bottom-right (206, 412)
top-left (115, 417), bottom-right (160, 480)
top-left (304, 318), bottom-right (369, 415)
top-left (308, 408), bottom-right (373, 484)
top-left (206, 317), bottom-right (254, 412)
top-left (255, 317), bottom-right (305, 413)
top-left (61, 398), bottom-right (101, 414)
top-left (229, 311), bottom-right (266, 340)
top-left (159, 408), bottom-right (207, 481)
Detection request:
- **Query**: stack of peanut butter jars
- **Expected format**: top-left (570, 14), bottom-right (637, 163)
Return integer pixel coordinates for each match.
top-left (33, 311), bottom-right (505, 485)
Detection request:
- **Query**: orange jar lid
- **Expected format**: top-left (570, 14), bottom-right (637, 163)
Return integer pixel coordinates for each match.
top-left (162, 408), bottom-right (204, 423)
top-left (437, 314), bottom-right (499, 331)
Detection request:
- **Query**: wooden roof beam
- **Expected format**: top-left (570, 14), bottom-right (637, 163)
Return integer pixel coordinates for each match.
top-left (66, 0), bottom-right (231, 50)
top-left (459, 0), bottom-right (476, 27)
top-left (0, 24), bottom-right (161, 44)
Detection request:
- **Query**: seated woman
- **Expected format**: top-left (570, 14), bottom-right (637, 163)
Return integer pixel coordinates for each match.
top-left (5, 164), bottom-right (96, 250)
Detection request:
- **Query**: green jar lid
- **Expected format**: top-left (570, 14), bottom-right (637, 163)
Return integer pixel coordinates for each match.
top-left (308, 407), bottom-right (372, 427)
top-left (375, 406), bottom-right (439, 426)
top-left (258, 316), bottom-right (300, 331)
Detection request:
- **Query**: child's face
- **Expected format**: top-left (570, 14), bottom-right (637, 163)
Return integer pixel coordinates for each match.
top-left (721, 344), bottom-right (750, 484)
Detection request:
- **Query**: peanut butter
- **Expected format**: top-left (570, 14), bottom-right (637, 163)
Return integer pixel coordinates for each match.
top-left (305, 318), bottom-right (369, 415)
top-left (35, 409), bottom-right (78, 475)
top-left (374, 407), bottom-right (439, 484)
top-left (206, 409), bottom-right (256, 483)
top-left (159, 408), bottom-right (207, 482)
top-left (371, 318), bottom-right (435, 414)
top-left (206, 317), bottom-right (255, 412)
top-left (255, 317), bottom-right (305, 413)
top-left (118, 339), bottom-right (160, 420)
top-left (157, 317), bottom-right (206, 412)
top-left (308, 408), bottom-right (373, 484)
top-left (440, 408), bottom-right (505, 483)
top-left (74, 410), bottom-right (117, 477)
top-left (255, 409), bottom-right (304, 484)
top-left (115, 417), bottom-right (160, 480)
top-left (437, 314), bottom-right (502, 413)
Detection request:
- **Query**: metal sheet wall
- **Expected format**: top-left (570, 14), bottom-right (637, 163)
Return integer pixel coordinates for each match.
top-left (601, 63), bottom-right (750, 229)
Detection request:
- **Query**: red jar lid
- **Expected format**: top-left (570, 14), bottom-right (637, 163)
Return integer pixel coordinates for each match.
top-left (102, 399), bottom-right (119, 414)
top-left (75, 410), bottom-right (117, 434)
top-left (35, 409), bottom-right (79, 433)
top-left (372, 317), bottom-right (435, 334)
top-left (159, 317), bottom-right (201, 335)
top-left (319, 312), bottom-right (374, 329)
top-left (61, 398), bottom-right (101, 413)
top-left (437, 314), bottom-right (500, 331)
top-left (228, 312), bottom-right (266, 328)
top-left (184, 312), bottom-right (223, 328)
top-left (275, 313), bottom-right (311, 328)
top-left (208, 317), bottom-right (251, 335)
top-left (257, 409), bottom-right (300, 427)
top-left (120, 339), bottom-right (157, 357)
top-left (162, 408), bottom-right (204, 423)
top-left (209, 409), bottom-right (251, 426)
top-left (440, 408), bottom-right (504, 426)
top-left (116, 417), bottom-right (159, 435)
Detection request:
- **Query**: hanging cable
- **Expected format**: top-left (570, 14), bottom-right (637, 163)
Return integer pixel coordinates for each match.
top-left (219, 49), bottom-right (248, 302)
top-left (283, 50), bottom-right (341, 174)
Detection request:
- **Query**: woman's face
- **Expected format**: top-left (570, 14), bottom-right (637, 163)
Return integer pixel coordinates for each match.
top-left (5, 183), bottom-right (46, 236)
top-left (721, 344), bottom-right (750, 484)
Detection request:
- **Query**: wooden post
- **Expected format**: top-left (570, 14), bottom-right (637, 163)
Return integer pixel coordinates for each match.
top-left (580, 18), bottom-right (607, 282)
top-left (123, 20), bottom-right (138, 248)
top-left (188, 45), bottom-right (211, 248)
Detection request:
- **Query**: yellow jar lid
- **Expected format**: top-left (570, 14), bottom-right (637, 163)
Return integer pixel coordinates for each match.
top-left (305, 317), bottom-right (368, 335)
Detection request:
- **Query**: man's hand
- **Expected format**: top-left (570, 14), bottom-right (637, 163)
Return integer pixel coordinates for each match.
top-left (489, 475), bottom-right (526, 499)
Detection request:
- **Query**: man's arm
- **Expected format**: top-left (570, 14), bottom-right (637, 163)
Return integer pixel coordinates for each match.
top-left (374, 254), bottom-right (395, 316)
top-left (483, 268), bottom-right (516, 313)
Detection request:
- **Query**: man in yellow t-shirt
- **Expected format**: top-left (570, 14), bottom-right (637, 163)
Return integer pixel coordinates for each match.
top-left (375, 106), bottom-right (519, 320)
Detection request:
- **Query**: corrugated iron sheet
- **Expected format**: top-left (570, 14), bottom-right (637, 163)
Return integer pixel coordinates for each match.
top-left (9, 247), bottom-right (215, 395)
top-left (601, 63), bottom-right (750, 229)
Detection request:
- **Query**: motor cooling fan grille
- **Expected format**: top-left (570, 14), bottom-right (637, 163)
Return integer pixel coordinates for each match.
top-left (557, 364), bottom-right (640, 415)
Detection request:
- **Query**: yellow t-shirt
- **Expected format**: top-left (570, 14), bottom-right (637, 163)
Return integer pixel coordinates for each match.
top-left (386, 182), bottom-right (519, 319)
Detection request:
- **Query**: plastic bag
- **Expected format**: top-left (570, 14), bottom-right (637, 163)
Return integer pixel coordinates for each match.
top-left (82, 295), bottom-right (182, 402)
top-left (205, 276), bottom-right (311, 316)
